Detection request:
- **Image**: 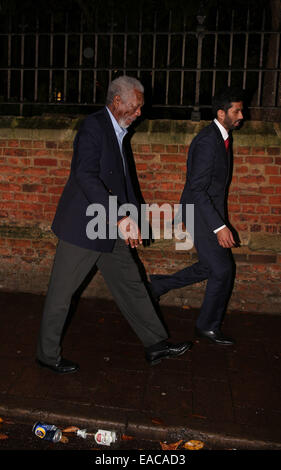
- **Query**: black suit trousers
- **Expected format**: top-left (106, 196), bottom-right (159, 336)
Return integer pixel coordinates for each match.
top-left (37, 238), bottom-right (168, 366)
top-left (150, 235), bottom-right (235, 331)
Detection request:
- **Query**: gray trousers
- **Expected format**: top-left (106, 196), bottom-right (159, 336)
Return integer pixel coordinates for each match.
top-left (37, 238), bottom-right (168, 365)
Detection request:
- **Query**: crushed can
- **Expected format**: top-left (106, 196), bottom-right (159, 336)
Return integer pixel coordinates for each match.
top-left (33, 421), bottom-right (62, 442)
top-left (94, 429), bottom-right (117, 446)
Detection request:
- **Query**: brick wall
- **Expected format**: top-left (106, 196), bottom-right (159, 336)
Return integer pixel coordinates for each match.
top-left (0, 117), bottom-right (280, 314)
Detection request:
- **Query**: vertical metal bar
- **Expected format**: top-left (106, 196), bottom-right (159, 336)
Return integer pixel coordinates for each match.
top-left (64, 13), bottom-right (69, 102)
top-left (78, 13), bottom-right (83, 104)
top-left (180, 13), bottom-right (186, 105)
top-left (137, 3), bottom-right (142, 79)
top-left (7, 15), bottom-right (12, 100)
top-left (243, 8), bottom-right (249, 89)
top-left (165, 10), bottom-right (172, 105)
top-left (93, 32), bottom-right (98, 103)
top-left (191, 15), bottom-right (205, 120)
top-left (34, 16), bottom-right (39, 102)
top-left (93, 10), bottom-right (98, 103)
top-left (273, 31), bottom-right (280, 106)
top-left (20, 15), bottom-right (25, 115)
top-left (123, 14), bottom-right (128, 75)
top-left (257, 10), bottom-right (265, 106)
top-left (228, 9), bottom-right (234, 86)
top-left (151, 12), bottom-right (157, 93)
top-left (212, 9), bottom-right (219, 96)
top-left (49, 14), bottom-right (54, 102)
top-left (109, 11), bottom-right (113, 83)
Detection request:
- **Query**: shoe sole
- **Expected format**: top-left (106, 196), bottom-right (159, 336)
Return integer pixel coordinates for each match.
top-left (195, 333), bottom-right (234, 346)
top-left (36, 359), bottom-right (79, 374)
top-left (148, 342), bottom-right (193, 366)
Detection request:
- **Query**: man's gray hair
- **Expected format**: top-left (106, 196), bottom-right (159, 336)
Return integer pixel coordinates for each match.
top-left (106, 75), bottom-right (144, 105)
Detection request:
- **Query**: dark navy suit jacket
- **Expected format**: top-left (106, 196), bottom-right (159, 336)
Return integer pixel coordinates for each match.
top-left (52, 108), bottom-right (139, 252)
top-left (180, 121), bottom-right (231, 238)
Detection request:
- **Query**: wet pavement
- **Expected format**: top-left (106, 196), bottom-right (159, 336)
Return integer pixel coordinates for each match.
top-left (0, 290), bottom-right (280, 452)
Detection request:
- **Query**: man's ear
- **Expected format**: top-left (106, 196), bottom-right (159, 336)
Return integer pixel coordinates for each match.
top-left (217, 109), bottom-right (225, 121)
top-left (113, 95), bottom-right (121, 107)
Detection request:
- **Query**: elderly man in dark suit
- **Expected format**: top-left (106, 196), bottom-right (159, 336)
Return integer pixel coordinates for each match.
top-left (150, 88), bottom-right (244, 346)
top-left (36, 76), bottom-right (192, 373)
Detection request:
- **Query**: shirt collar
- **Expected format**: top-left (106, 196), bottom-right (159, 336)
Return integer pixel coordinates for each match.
top-left (214, 118), bottom-right (229, 141)
top-left (106, 106), bottom-right (128, 140)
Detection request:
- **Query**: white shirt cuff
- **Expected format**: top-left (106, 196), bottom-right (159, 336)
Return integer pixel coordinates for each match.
top-left (213, 224), bottom-right (226, 234)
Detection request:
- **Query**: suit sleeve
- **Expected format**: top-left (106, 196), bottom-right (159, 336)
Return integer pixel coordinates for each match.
top-left (72, 119), bottom-right (128, 224)
top-left (72, 120), bottom-right (113, 218)
top-left (187, 137), bottom-right (225, 232)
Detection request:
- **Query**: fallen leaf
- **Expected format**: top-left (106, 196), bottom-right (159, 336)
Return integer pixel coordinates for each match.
top-left (62, 426), bottom-right (80, 433)
top-left (60, 435), bottom-right (69, 444)
top-left (184, 440), bottom-right (204, 450)
top-left (191, 414), bottom-right (207, 420)
top-left (0, 433), bottom-right (8, 440)
top-left (160, 440), bottom-right (183, 450)
top-left (151, 417), bottom-right (165, 426)
top-left (121, 434), bottom-right (135, 441)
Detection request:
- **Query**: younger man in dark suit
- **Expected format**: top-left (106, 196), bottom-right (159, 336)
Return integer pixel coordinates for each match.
top-left (36, 76), bottom-right (192, 373)
top-left (150, 88), bottom-right (244, 345)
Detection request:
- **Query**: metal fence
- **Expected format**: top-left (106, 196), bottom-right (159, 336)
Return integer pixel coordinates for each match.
top-left (0, 4), bottom-right (280, 119)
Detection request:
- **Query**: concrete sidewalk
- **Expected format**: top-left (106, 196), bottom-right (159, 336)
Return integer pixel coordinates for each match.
top-left (0, 291), bottom-right (280, 450)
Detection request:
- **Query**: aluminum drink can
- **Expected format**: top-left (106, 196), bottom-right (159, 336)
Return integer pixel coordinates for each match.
top-left (33, 422), bottom-right (62, 442)
top-left (94, 429), bottom-right (117, 446)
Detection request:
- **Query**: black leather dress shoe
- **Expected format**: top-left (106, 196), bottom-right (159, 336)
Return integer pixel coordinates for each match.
top-left (145, 341), bottom-right (193, 365)
top-left (195, 328), bottom-right (235, 346)
top-left (36, 358), bottom-right (79, 374)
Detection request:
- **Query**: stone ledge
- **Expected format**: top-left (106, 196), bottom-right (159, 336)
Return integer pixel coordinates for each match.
top-left (0, 117), bottom-right (280, 147)
top-left (1, 224), bottom-right (278, 263)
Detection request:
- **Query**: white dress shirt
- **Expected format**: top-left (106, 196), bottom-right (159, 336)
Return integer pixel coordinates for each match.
top-left (106, 107), bottom-right (128, 175)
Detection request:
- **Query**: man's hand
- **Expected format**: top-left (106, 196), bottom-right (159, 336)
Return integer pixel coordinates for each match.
top-left (117, 216), bottom-right (142, 248)
top-left (216, 226), bottom-right (235, 248)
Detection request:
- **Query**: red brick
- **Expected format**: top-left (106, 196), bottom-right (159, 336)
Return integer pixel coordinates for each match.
top-left (160, 154), bottom-right (186, 162)
top-left (245, 156), bottom-right (273, 164)
top-left (58, 141), bottom-right (72, 149)
top-left (8, 140), bottom-right (20, 147)
top-left (4, 148), bottom-right (28, 157)
top-left (22, 184), bottom-right (45, 193)
top-left (151, 144), bottom-right (165, 152)
top-left (267, 147), bottom-right (280, 155)
top-left (239, 194), bottom-right (264, 203)
top-left (154, 191), bottom-right (180, 201)
top-left (241, 205), bottom-right (256, 213)
top-left (256, 205), bottom-right (270, 214)
top-left (269, 195), bottom-right (281, 205)
top-left (235, 166), bottom-right (248, 174)
top-left (166, 144), bottom-right (178, 153)
top-left (32, 141), bottom-right (45, 149)
top-left (261, 215), bottom-right (281, 224)
top-left (138, 144), bottom-right (151, 153)
top-left (136, 163), bottom-right (148, 171)
top-left (34, 158), bottom-right (58, 167)
top-left (269, 176), bottom-right (281, 185)
top-left (136, 154), bottom-right (156, 161)
top-left (237, 146), bottom-right (251, 155)
top-left (252, 147), bottom-right (265, 155)
top-left (239, 175), bottom-right (266, 185)
top-left (265, 165), bottom-right (279, 175)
